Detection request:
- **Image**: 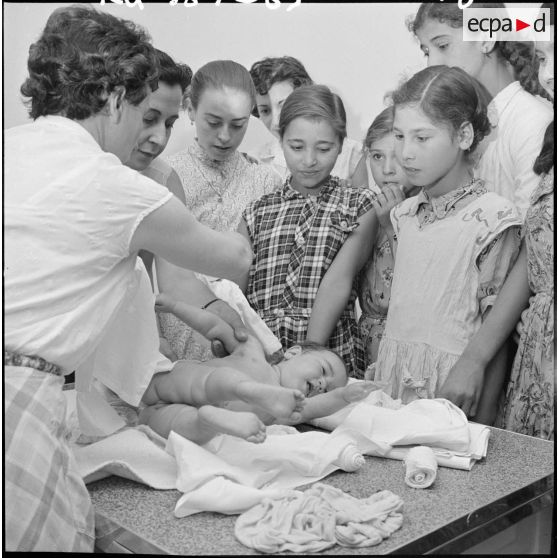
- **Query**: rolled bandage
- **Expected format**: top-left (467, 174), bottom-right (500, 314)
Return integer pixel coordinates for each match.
top-left (336, 444), bottom-right (365, 472)
top-left (404, 446), bottom-right (437, 489)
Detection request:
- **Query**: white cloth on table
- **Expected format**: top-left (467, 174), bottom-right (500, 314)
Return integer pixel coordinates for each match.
top-left (73, 425), bottom-right (177, 489)
top-left (311, 387), bottom-right (490, 470)
top-left (235, 482), bottom-right (403, 553)
top-left (403, 446), bottom-right (438, 489)
top-left (167, 426), bottom-right (367, 517)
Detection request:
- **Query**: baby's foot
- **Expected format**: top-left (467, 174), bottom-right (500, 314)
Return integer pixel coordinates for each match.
top-left (198, 406), bottom-right (267, 443)
top-left (236, 382), bottom-right (306, 422)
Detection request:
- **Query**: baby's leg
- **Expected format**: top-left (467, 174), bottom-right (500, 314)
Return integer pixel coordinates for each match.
top-left (138, 402), bottom-right (266, 444)
top-left (198, 406), bottom-right (266, 443)
top-left (151, 361), bottom-right (305, 422)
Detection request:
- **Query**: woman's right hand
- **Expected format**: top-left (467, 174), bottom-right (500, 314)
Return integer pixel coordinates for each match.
top-left (371, 184), bottom-right (405, 230)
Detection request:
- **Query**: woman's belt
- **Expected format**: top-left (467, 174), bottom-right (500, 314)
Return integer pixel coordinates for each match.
top-left (5, 351), bottom-right (62, 376)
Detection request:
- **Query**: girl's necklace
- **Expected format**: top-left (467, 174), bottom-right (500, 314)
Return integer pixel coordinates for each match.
top-left (193, 155), bottom-right (239, 203)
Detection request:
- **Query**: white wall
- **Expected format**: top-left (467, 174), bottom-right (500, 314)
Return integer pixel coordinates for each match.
top-left (3, 1), bottom-right (425, 156)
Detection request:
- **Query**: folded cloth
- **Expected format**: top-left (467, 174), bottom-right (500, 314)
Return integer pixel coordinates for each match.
top-left (166, 427), bottom-right (367, 517)
top-left (197, 275), bottom-right (283, 358)
top-left (311, 385), bottom-right (490, 470)
top-left (234, 482), bottom-right (404, 553)
top-left (72, 425), bottom-right (177, 489)
top-left (403, 446), bottom-right (437, 489)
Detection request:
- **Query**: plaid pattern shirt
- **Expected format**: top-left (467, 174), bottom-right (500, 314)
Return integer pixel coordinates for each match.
top-left (243, 176), bottom-right (375, 377)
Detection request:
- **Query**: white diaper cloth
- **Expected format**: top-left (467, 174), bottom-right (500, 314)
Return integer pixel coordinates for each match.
top-left (167, 426), bottom-right (366, 517)
top-left (234, 482), bottom-right (404, 553)
top-left (311, 386), bottom-right (490, 470)
top-left (72, 425), bottom-right (177, 489)
top-left (403, 446), bottom-right (438, 489)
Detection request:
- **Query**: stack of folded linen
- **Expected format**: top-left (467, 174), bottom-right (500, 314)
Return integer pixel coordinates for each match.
top-left (311, 386), bottom-right (490, 470)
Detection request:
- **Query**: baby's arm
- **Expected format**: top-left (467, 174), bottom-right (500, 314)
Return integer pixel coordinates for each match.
top-left (279, 381), bottom-right (377, 424)
top-left (306, 208), bottom-right (378, 345)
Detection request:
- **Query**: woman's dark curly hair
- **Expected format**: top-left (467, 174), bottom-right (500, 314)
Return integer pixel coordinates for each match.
top-left (407, 2), bottom-right (549, 100)
top-left (155, 49), bottom-right (192, 94)
top-left (21, 4), bottom-right (159, 120)
top-left (390, 65), bottom-right (492, 155)
top-left (249, 56), bottom-right (313, 117)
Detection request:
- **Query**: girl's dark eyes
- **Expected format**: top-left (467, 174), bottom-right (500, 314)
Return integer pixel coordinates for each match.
top-left (371, 153), bottom-right (384, 161)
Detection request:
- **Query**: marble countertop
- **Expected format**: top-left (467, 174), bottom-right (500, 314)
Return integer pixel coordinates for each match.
top-left (89, 426), bottom-right (554, 554)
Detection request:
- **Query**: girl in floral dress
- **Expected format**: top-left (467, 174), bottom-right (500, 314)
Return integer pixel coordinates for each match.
top-left (442, 4), bottom-right (554, 438)
top-left (370, 65), bottom-right (522, 405)
top-left (356, 107), bottom-right (420, 369)
top-left (239, 85), bottom-right (378, 377)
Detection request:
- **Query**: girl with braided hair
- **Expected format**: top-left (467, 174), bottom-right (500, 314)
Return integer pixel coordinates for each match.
top-left (409, 1), bottom-right (553, 219)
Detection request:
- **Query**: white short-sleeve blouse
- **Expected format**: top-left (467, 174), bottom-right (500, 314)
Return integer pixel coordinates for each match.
top-left (4, 115), bottom-right (173, 373)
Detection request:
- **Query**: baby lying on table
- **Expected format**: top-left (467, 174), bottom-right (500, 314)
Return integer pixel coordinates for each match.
top-left (139, 295), bottom-right (375, 444)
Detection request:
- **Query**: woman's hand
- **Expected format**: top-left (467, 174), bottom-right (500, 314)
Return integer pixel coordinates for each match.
top-left (371, 184), bottom-right (405, 230)
top-left (438, 356), bottom-right (486, 418)
top-left (204, 299), bottom-right (249, 345)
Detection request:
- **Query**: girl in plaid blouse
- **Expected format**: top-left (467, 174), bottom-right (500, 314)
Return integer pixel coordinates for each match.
top-left (239, 85), bottom-right (378, 378)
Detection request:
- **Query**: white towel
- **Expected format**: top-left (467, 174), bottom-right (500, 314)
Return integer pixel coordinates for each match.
top-left (73, 426), bottom-right (177, 489)
top-left (311, 384), bottom-right (490, 470)
top-left (403, 446), bottom-right (437, 489)
top-left (234, 483), bottom-right (404, 553)
top-left (166, 426), bottom-right (366, 517)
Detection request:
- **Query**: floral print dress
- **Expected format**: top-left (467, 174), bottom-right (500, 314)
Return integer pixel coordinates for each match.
top-left (496, 169), bottom-right (555, 440)
top-left (357, 229), bottom-right (393, 369)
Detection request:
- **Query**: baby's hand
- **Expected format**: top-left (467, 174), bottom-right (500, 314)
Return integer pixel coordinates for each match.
top-left (372, 184), bottom-right (405, 230)
top-left (342, 381), bottom-right (378, 403)
top-left (155, 293), bottom-right (175, 314)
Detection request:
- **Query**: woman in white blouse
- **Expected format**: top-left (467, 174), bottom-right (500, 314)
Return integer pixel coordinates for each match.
top-left (4, 6), bottom-right (251, 552)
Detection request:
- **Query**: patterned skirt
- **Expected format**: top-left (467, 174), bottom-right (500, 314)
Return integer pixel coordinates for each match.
top-left (5, 366), bottom-right (95, 551)
top-left (496, 292), bottom-right (555, 440)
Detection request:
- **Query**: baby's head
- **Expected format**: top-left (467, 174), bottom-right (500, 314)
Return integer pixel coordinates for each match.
top-left (276, 341), bottom-right (347, 397)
